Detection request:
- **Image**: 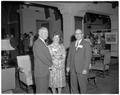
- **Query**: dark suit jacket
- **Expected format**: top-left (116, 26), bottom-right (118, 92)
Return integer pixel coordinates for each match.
top-left (33, 38), bottom-right (53, 77)
top-left (67, 39), bottom-right (92, 74)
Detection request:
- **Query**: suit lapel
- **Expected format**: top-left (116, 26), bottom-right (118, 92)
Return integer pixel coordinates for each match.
top-left (79, 39), bottom-right (84, 46)
top-left (38, 39), bottom-right (47, 48)
top-left (72, 41), bottom-right (76, 53)
top-left (38, 39), bottom-right (51, 60)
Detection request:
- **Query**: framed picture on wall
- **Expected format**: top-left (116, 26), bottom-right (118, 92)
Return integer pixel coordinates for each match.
top-left (105, 32), bottom-right (117, 44)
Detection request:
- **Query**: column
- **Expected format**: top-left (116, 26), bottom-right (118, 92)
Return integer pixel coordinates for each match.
top-left (110, 15), bottom-right (118, 57)
top-left (59, 8), bottom-right (75, 49)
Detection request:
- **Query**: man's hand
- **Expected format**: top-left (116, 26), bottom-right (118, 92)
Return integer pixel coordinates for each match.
top-left (82, 69), bottom-right (87, 74)
top-left (66, 67), bottom-right (70, 72)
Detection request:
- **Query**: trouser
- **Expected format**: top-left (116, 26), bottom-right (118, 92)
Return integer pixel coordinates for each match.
top-left (70, 70), bottom-right (87, 94)
top-left (35, 75), bottom-right (49, 93)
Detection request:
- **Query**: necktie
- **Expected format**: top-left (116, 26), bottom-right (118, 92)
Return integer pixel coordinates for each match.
top-left (76, 41), bottom-right (79, 50)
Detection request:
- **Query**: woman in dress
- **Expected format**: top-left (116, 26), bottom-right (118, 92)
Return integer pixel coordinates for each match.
top-left (48, 34), bottom-right (66, 94)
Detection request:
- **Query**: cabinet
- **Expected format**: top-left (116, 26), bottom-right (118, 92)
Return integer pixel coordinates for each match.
top-left (2, 67), bottom-right (15, 92)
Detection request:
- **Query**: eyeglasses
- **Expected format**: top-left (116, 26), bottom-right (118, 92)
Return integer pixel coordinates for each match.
top-left (75, 33), bottom-right (83, 35)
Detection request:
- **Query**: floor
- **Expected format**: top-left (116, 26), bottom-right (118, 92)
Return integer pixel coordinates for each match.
top-left (3, 61), bottom-right (119, 94)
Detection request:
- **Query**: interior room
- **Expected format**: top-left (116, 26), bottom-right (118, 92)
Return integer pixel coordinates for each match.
top-left (1, 1), bottom-right (119, 94)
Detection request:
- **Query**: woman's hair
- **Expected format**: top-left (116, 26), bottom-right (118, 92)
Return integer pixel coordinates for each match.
top-left (52, 32), bottom-right (63, 44)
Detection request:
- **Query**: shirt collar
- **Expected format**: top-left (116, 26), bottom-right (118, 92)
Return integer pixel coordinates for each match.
top-left (39, 37), bottom-right (46, 45)
top-left (75, 39), bottom-right (82, 47)
top-left (76, 39), bottom-right (82, 44)
top-left (78, 39), bottom-right (82, 44)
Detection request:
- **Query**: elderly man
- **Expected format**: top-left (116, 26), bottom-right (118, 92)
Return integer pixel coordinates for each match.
top-left (67, 29), bottom-right (92, 93)
top-left (33, 27), bottom-right (53, 93)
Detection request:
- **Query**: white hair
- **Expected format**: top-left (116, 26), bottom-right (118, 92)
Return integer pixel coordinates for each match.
top-left (75, 29), bottom-right (83, 34)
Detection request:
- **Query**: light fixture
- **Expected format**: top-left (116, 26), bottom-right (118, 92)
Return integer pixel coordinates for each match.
top-left (1, 39), bottom-right (15, 51)
top-left (1, 39), bottom-right (15, 67)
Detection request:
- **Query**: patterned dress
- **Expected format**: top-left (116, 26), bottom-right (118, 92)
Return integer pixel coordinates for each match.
top-left (48, 44), bottom-right (66, 88)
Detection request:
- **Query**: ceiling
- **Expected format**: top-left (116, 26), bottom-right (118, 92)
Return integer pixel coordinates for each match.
top-left (25, 1), bottom-right (118, 9)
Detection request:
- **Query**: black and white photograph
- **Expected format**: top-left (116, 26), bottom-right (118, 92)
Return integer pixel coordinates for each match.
top-left (1, 1), bottom-right (119, 94)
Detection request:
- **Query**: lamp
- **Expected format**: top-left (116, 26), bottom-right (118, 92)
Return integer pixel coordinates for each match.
top-left (1, 39), bottom-right (15, 67)
top-left (1, 39), bottom-right (15, 51)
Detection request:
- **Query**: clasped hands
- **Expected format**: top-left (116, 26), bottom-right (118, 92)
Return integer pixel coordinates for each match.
top-left (17, 67), bottom-right (24, 73)
top-left (49, 65), bottom-right (54, 71)
top-left (66, 67), bottom-right (87, 74)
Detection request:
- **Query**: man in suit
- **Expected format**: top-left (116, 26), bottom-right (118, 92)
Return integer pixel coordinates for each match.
top-left (66, 29), bottom-right (92, 93)
top-left (33, 27), bottom-right (53, 93)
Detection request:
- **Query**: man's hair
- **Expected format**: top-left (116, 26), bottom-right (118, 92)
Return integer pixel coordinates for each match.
top-left (75, 29), bottom-right (83, 33)
top-left (38, 27), bottom-right (48, 32)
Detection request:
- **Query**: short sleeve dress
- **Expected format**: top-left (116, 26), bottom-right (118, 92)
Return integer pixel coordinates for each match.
top-left (48, 44), bottom-right (66, 88)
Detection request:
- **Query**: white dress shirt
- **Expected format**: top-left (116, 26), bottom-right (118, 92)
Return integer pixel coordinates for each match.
top-left (75, 39), bottom-right (82, 47)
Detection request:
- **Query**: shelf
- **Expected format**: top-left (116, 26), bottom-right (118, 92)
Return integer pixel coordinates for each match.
top-left (90, 29), bottom-right (111, 32)
top-left (88, 24), bottom-right (106, 25)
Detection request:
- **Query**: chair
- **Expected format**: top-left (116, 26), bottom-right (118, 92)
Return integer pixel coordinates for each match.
top-left (17, 55), bottom-right (34, 93)
top-left (88, 64), bottom-right (97, 87)
top-left (90, 50), bottom-right (111, 77)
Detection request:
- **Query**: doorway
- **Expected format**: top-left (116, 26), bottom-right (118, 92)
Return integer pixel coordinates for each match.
top-left (72, 16), bottom-right (83, 42)
top-left (74, 16), bottom-right (83, 30)
top-left (36, 20), bottom-right (49, 32)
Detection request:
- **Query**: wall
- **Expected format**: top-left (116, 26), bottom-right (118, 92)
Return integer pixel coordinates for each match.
top-left (110, 7), bottom-right (118, 57)
top-left (57, 3), bottom-right (114, 48)
top-left (20, 2), bottom-right (118, 57)
top-left (58, 2), bottom-right (118, 57)
top-left (21, 7), bottom-right (45, 35)
top-left (20, 6), bottom-right (62, 38)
